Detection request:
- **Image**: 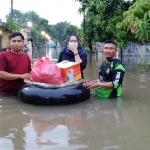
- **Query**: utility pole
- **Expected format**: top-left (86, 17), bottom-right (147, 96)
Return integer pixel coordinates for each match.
top-left (83, 10), bottom-right (85, 51)
top-left (11, 0), bottom-right (13, 20)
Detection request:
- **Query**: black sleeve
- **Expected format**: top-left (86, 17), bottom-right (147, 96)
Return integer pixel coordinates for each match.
top-left (57, 51), bottom-right (63, 63)
top-left (111, 64), bottom-right (125, 89)
top-left (80, 54), bottom-right (87, 71)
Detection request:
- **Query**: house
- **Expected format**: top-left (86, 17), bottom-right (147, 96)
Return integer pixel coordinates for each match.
top-left (0, 19), bottom-right (32, 58)
top-left (0, 19), bottom-right (11, 49)
top-left (0, 19), bottom-right (28, 49)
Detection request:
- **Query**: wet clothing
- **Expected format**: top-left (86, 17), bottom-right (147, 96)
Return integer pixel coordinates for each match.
top-left (0, 51), bottom-right (31, 96)
top-left (94, 58), bottom-right (125, 98)
top-left (58, 47), bottom-right (87, 78)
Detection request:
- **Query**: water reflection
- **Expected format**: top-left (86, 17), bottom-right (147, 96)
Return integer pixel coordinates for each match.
top-left (32, 47), bottom-right (62, 64)
top-left (0, 50), bottom-right (150, 149)
top-left (87, 97), bottom-right (123, 124)
top-left (0, 100), bottom-right (30, 150)
top-left (19, 103), bottom-right (88, 149)
top-left (45, 48), bottom-right (61, 59)
top-left (0, 97), bottom-right (124, 150)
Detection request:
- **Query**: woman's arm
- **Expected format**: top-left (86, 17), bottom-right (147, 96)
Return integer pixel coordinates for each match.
top-left (80, 54), bottom-right (87, 70)
top-left (74, 53), bottom-right (82, 63)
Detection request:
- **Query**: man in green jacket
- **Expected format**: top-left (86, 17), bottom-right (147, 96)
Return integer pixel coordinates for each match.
top-left (83, 40), bottom-right (125, 98)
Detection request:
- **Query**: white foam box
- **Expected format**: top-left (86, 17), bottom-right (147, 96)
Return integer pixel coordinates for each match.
top-left (56, 61), bottom-right (81, 82)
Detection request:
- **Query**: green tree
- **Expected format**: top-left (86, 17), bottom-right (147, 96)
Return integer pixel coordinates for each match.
top-left (117, 0), bottom-right (150, 43)
top-left (4, 15), bottom-right (20, 32)
top-left (63, 25), bottom-right (78, 39)
top-left (77, 28), bottom-right (84, 46)
top-left (4, 10), bottom-right (80, 47)
top-left (76, 0), bottom-right (134, 49)
top-left (53, 22), bottom-right (70, 43)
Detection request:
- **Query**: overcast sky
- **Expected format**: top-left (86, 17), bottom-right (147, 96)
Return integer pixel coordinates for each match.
top-left (0, 0), bottom-right (83, 27)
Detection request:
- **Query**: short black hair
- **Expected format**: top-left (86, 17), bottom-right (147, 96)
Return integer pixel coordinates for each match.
top-left (67, 34), bottom-right (79, 42)
top-left (104, 40), bottom-right (117, 48)
top-left (9, 32), bottom-right (24, 40)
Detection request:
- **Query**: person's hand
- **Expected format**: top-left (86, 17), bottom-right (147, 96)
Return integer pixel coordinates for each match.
top-left (83, 79), bottom-right (91, 83)
top-left (68, 44), bottom-right (78, 54)
top-left (83, 81), bottom-right (99, 89)
top-left (83, 79), bottom-right (98, 83)
top-left (20, 73), bottom-right (30, 79)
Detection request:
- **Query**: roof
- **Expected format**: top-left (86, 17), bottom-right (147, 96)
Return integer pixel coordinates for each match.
top-left (0, 22), bottom-right (12, 33)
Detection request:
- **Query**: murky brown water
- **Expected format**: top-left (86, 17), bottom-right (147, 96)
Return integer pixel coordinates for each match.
top-left (0, 49), bottom-right (150, 150)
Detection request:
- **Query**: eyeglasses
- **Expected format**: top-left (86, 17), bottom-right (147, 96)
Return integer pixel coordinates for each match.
top-left (69, 40), bottom-right (78, 43)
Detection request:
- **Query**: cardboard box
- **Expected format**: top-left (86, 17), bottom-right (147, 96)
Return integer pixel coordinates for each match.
top-left (56, 61), bottom-right (81, 82)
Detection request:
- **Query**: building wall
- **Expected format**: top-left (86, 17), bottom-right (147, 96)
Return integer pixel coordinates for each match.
top-left (95, 42), bottom-right (150, 66)
top-left (0, 31), bottom-right (9, 48)
top-left (122, 42), bottom-right (150, 66)
top-left (0, 28), bottom-right (32, 59)
top-left (0, 29), bottom-right (28, 46)
top-left (20, 29), bottom-right (28, 43)
top-left (0, 29), bottom-right (28, 48)
top-left (20, 28), bottom-right (32, 59)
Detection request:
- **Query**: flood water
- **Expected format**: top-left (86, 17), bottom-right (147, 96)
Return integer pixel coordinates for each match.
top-left (0, 48), bottom-right (150, 150)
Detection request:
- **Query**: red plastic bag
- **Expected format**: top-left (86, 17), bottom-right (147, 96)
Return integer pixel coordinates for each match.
top-left (30, 57), bottom-right (64, 84)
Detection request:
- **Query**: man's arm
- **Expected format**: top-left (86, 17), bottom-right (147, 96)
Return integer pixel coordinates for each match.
top-left (97, 81), bottom-right (113, 88)
top-left (83, 64), bottom-right (125, 89)
top-left (83, 80), bottom-right (113, 89)
top-left (0, 71), bottom-right (30, 80)
top-left (111, 64), bottom-right (125, 89)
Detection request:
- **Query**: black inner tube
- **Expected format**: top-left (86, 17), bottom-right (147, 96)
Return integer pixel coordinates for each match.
top-left (18, 83), bottom-right (90, 105)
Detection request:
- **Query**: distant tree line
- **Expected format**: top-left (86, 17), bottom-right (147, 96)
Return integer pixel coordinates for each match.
top-left (5, 0), bottom-right (150, 50)
top-left (4, 9), bottom-right (81, 47)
